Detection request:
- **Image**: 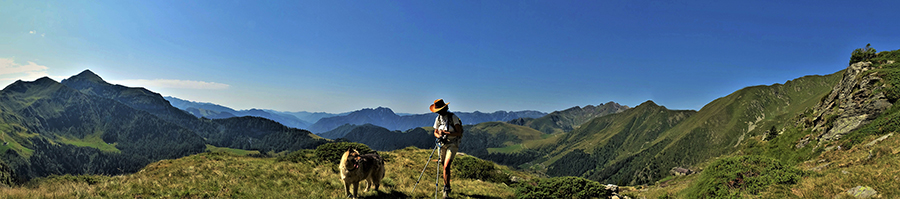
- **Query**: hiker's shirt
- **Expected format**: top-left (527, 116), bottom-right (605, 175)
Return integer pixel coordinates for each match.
top-left (434, 113), bottom-right (462, 145)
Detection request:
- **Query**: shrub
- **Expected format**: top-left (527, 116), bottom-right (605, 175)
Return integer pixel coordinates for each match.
top-left (850, 44), bottom-right (877, 64)
top-left (312, 142), bottom-right (374, 164)
top-left (453, 156), bottom-right (509, 184)
top-left (276, 149), bottom-right (315, 163)
top-left (515, 176), bottom-right (610, 199)
top-left (686, 155), bottom-right (804, 199)
top-left (764, 126), bottom-right (778, 141)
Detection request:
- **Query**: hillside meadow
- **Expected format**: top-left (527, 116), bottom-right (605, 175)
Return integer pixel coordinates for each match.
top-left (0, 145), bottom-right (537, 199)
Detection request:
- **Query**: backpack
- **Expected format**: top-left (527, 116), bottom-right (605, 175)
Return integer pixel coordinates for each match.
top-left (438, 112), bottom-right (462, 132)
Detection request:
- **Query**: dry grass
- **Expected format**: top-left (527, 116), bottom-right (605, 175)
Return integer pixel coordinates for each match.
top-left (1, 147), bottom-right (530, 199)
top-left (769, 133), bottom-right (900, 198)
top-left (627, 133), bottom-right (900, 198)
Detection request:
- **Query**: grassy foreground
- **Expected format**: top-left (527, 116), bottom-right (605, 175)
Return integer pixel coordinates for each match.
top-left (627, 133), bottom-right (900, 198)
top-left (1, 147), bottom-right (534, 198)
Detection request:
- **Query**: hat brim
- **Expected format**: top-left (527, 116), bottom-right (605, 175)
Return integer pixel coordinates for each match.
top-left (429, 103), bottom-right (449, 113)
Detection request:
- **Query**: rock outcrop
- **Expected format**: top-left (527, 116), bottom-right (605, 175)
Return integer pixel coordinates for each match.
top-left (846, 185), bottom-right (878, 198)
top-left (800, 61), bottom-right (893, 144)
top-left (670, 167), bottom-right (695, 176)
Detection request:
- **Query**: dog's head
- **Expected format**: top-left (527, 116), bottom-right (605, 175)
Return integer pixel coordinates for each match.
top-left (344, 148), bottom-right (361, 170)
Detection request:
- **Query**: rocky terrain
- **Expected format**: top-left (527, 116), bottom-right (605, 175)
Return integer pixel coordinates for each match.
top-left (800, 61), bottom-right (895, 145)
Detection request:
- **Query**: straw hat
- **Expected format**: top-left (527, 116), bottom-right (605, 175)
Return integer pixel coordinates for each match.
top-left (429, 99), bottom-right (449, 113)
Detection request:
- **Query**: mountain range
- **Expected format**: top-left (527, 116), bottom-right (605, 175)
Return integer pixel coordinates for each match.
top-left (538, 70), bottom-right (842, 185)
top-left (509, 102), bottom-right (629, 134)
top-left (164, 96), bottom-right (349, 129)
top-left (3, 48), bottom-right (899, 198)
top-left (0, 70), bottom-right (329, 183)
top-left (306, 107), bottom-right (547, 133)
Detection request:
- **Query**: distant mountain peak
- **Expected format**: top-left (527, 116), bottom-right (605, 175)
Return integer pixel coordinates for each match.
top-left (1, 77), bottom-right (61, 93)
top-left (65, 69), bottom-right (106, 84)
top-left (33, 76), bottom-right (58, 84)
top-left (360, 107), bottom-right (396, 115)
top-left (638, 100), bottom-right (659, 107)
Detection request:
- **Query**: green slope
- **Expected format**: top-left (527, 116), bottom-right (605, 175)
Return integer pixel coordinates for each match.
top-left (541, 101), bottom-right (695, 182)
top-left (539, 72), bottom-right (842, 185)
top-left (0, 71), bottom-right (332, 184)
top-left (625, 48), bottom-right (900, 198)
top-left (520, 102), bottom-right (628, 134)
top-left (465, 122), bottom-right (556, 153)
top-left (0, 77), bottom-right (208, 182)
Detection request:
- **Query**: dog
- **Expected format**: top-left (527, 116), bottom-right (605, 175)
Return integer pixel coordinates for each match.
top-left (339, 148), bottom-right (385, 198)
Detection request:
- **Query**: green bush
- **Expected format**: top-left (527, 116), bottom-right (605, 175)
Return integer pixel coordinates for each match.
top-left (453, 156), bottom-right (509, 184)
top-left (686, 155), bottom-right (804, 199)
top-left (515, 176), bottom-right (610, 199)
top-left (276, 149), bottom-right (315, 163)
top-left (312, 142), bottom-right (374, 164)
top-left (850, 44), bottom-right (877, 64)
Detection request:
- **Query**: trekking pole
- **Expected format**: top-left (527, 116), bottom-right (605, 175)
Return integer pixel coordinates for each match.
top-left (413, 138), bottom-right (442, 193)
top-left (436, 140), bottom-right (442, 199)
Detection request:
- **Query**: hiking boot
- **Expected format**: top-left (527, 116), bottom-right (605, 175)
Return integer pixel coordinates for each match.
top-left (442, 185), bottom-right (451, 198)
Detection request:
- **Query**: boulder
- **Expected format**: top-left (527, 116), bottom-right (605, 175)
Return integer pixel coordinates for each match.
top-left (846, 185), bottom-right (878, 198)
top-left (670, 167), bottom-right (694, 176)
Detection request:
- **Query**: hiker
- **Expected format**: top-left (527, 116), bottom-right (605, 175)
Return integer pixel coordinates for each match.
top-left (430, 99), bottom-right (463, 198)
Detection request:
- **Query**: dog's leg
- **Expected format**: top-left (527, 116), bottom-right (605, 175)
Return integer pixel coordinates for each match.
top-left (364, 177), bottom-right (372, 192)
top-left (374, 171), bottom-right (382, 191)
top-left (343, 180), bottom-right (352, 198)
top-left (352, 181), bottom-right (360, 198)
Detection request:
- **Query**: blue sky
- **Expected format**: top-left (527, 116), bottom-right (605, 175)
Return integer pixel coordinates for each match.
top-left (2, 1), bottom-right (899, 114)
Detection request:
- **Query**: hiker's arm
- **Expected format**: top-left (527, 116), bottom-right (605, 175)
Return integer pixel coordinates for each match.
top-left (434, 129), bottom-right (443, 138)
top-left (446, 123), bottom-right (464, 137)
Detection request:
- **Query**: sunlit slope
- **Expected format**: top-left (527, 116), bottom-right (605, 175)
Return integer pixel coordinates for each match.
top-left (1, 148), bottom-right (535, 199)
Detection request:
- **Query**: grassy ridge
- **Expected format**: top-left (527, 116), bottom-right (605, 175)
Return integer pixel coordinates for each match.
top-left (539, 101), bottom-right (696, 184)
top-left (630, 48), bottom-right (900, 198)
top-left (1, 147), bottom-right (532, 198)
top-left (468, 122), bottom-right (554, 153)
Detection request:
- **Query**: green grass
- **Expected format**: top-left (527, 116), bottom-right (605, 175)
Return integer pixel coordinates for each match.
top-left (488, 144), bottom-right (524, 153)
top-left (1, 147), bottom-right (535, 199)
top-left (0, 123), bottom-right (36, 157)
top-left (204, 144), bottom-right (261, 156)
top-left (56, 132), bottom-right (121, 153)
top-left (630, 132), bottom-right (900, 198)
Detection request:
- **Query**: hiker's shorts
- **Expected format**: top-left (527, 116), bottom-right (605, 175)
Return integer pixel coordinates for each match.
top-left (440, 136), bottom-right (460, 164)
